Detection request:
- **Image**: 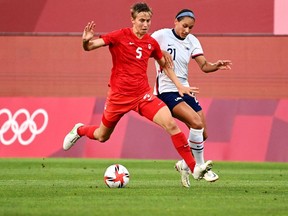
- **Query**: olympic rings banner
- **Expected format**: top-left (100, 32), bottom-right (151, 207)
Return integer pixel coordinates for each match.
top-left (0, 108), bottom-right (48, 146)
top-left (0, 97), bottom-right (95, 157)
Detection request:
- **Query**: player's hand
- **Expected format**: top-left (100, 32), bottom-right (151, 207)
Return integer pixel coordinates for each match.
top-left (215, 60), bottom-right (232, 70)
top-left (178, 86), bottom-right (199, 97)
top-left (82, 21), bottom-right (96, 41)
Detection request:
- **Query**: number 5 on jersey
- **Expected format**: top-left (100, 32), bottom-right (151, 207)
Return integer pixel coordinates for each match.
top-left (136, 47), bottom-right (142, 59)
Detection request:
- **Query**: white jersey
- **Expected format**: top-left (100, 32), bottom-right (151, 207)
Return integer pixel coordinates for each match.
top-left (151, 28), bottom-right (203, 95)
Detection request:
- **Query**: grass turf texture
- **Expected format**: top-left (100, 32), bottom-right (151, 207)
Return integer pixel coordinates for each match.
top-left (0, 158), bottom-right (287, 216)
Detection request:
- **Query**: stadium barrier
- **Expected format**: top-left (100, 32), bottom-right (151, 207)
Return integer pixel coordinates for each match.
top-left (1, 97), bottom-right (287, 162)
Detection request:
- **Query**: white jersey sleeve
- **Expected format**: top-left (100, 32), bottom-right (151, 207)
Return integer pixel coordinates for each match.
top-left (151, 29), bottom-right (203, 95)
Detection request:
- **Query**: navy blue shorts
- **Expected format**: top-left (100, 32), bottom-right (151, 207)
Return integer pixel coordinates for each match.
top-left (157, 92), bottom-right (202, 113)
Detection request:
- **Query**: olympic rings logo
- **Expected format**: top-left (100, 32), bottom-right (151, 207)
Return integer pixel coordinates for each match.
top-left (0, 108), bottom-right (48, 145)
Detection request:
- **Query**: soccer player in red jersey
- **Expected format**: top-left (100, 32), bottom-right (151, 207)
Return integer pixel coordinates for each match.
top-left (63, 2), bottom-right (212, 181)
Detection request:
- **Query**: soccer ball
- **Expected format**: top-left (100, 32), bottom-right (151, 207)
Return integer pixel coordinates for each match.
top-left (104, 164), bottom-right (130, 188)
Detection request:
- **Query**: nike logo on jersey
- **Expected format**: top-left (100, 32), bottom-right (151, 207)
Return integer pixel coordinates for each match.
top-left (129, 42), bottom-right (134, 45)
top-left (175, 97), bottom-right (182, 101)
top-left (168, 44), bottom-right (173, 46)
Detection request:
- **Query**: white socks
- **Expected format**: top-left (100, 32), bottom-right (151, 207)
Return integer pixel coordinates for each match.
top-left (181, 128), bottom-right (205, 169)
top-left (188, 128), bottom-right (205, 165)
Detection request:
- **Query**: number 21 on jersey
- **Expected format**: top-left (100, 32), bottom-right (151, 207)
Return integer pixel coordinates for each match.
top-left (167, 48), bottom-right (176, 60)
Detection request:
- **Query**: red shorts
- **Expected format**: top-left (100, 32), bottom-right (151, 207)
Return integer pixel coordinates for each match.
top-left (102, 89), bottom-right (166, 128)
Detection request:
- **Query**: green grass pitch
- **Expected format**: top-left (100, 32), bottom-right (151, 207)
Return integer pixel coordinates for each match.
top-left (0, 158), bottom-right (287, 216)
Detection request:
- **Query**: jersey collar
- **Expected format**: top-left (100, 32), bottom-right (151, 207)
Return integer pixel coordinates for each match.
top-left (172, 29), bottom-right (185, 41)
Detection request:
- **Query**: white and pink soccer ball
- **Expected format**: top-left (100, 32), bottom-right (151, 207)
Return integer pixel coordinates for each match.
top-left (104, 164), bottom-right (130, 188)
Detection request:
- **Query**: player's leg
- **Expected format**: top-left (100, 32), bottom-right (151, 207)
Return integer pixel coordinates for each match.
top-left (139, 96), bottom-right (210, 182)
top-left (173, 97), bottom-right (218, 181)
top-left (197, 110), bottom-right (208, 141)
top-left (78, 121), bottom-right (115, 142)
top-left (138, 96), bottom-right (195, 170)
top-left (63, 94), bottom-right (122, 150)
top-left (157, 93), bottom-right (212, 183)
top-left (158, 93), bottom-right (205, 165)
top-left (197, 110), bottom-right (219, 182)
top-left (175, 100), bottom-right (218, 182)
top-left (171, 101), bottom-right (214, 182)
top-left (172, 100), bottom-right (206, 166)
top-left (63, 119), bottom-right (116, 151)
top-left (152, 105), bottom-right (197, 171)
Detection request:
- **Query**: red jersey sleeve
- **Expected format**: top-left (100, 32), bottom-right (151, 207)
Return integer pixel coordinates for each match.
top-left (100, 29), bottom-right (122, 45)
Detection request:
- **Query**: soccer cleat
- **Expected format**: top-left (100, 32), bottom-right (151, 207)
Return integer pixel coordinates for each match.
top-left (63, 123), bottom-right (84, 151)
top-left (174, 160), bottom-right (191, 188)
top-left (203, 170), bottom-right (219, 182)
top-left (192, 160), bottom-right (213, 180)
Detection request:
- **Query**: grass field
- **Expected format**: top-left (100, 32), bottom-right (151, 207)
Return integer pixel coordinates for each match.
top-left (0, 158), bottom-right (287, 216)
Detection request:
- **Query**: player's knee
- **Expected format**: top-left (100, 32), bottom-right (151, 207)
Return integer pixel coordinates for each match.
top-left (97, 135), bottom-right (110, 143)
top-left (163, 118), bottom-right (179, 132)
top-left (195, 121), bottom-right (204, 129)
top-left (189, 117), bottom-right (204, 129)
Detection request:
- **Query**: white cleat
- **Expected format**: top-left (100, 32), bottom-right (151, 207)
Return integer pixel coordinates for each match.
top-left (203, 170), bottom-right (219, 182)
top-left (192, 160), bottom-right (213, 180)
top-left (174, 160), bottom-right (191, 188)
top-left (63, 123), bottom-right (84, 151)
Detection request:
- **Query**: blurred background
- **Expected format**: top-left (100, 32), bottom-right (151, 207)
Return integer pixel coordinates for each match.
top-left (0, 0), bottom-right (287, 162)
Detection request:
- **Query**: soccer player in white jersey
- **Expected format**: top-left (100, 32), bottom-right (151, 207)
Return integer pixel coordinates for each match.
top-left (152, 9), bottom-right (232, 187)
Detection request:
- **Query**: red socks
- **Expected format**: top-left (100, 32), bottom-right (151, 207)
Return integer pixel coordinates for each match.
top-left (171, 132), bottom-right (196, 172)
top-left (77, 126), bottom-right (195, 172)
top-left (77, 125), bottom-right (98, 139)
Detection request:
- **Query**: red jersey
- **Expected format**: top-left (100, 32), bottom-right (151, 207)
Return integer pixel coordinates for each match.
top-left (101, 28), bottom-right (163, 96)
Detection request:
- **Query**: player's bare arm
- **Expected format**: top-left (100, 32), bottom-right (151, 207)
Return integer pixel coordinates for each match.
top-left (195, 55), bottom-right (232, 73)
top-left (157, 57), bottom-right (199, 97)
top-left (161, 50), bottom-right (174, 69)
top-left (82, 21), bottom-right (105, 51)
